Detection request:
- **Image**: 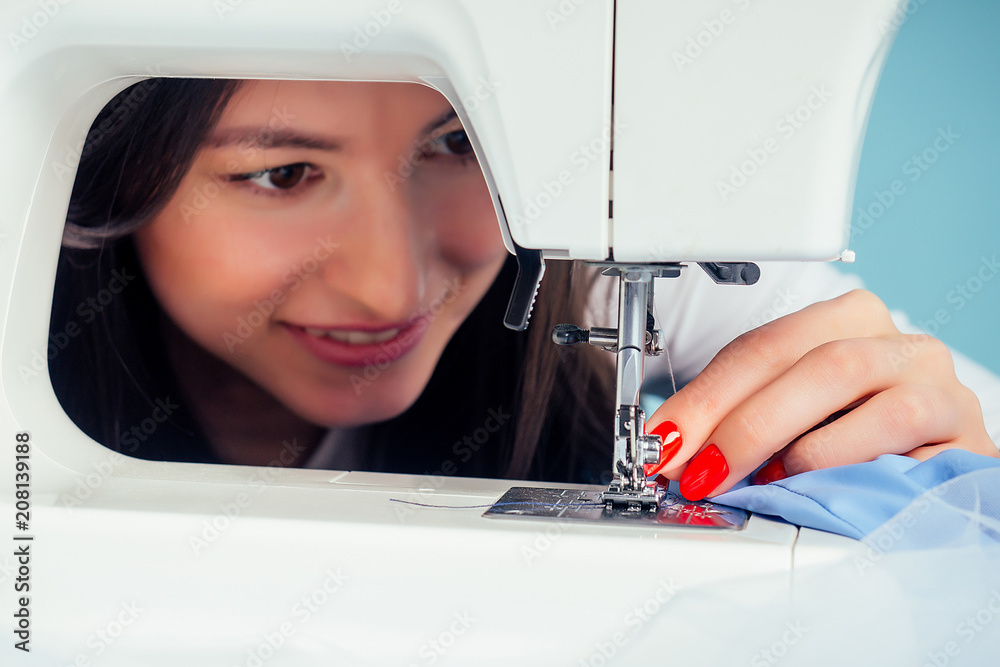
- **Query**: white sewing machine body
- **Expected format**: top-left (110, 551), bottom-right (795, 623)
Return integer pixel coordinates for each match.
top-left (30, 467), bottom-right (862, 666)
top-left (0, 0), bottom-right (903, 663)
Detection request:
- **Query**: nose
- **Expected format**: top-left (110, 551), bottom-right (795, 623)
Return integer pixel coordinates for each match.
top-left (320, 165), bottom-right (430, 323)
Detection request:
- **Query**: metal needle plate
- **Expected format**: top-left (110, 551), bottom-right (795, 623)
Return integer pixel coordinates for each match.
top-left (483, 487), bottom-right (748, 530)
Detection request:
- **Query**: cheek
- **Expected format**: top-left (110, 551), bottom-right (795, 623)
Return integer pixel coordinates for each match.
top-left (423, 175), bottom-right (505, 268)
top-left (133, 193), bottom-right (302, 344)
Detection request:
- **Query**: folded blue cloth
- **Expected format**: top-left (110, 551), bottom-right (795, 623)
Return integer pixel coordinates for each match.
top-left (713, 450), bottom-right (1000, 540)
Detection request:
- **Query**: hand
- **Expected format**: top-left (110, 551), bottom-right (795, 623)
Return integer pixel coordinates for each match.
top-left (644, 289), bottom-right (998, 501)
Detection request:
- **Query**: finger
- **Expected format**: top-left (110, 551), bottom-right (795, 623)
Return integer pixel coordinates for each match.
top-left (677, 337), bottom-right (930, 499)
top-left (754, 438), bottom-right (1000, 486)
top-left (646, 290), bottom-right (896, 476)
top-left (753, 387), bottom-right (996, 485)
top-left (901, 384), bottom-right (999, 461)
top-left (753, 456), bottom-right (789, 486)
top-left (752, 402), bottom-right (868, 485)
top-left (903, 440), bottom-right (1000, 462)
top-left (781, 383), bottom-right (963, 475)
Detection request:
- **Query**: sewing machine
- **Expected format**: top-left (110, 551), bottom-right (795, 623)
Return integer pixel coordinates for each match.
top-left (493, 0), bottom-right (904, 510)
top-left (0, 0), bottom-right (907, 663)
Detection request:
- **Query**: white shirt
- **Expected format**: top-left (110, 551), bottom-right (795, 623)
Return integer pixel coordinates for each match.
top-left (306, 261), bottom-right (1000, 468)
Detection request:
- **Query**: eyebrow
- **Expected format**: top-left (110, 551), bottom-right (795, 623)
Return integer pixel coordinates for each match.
top-left (205, 128), bottom-right (343, 151)
top-left (206, 109), bottom-right (461, 151)
top-left (421, 109), bottom-right (459, 136)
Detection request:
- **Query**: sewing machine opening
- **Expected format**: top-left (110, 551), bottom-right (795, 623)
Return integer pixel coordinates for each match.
top-left (44, 77), bottom-right (616, 486)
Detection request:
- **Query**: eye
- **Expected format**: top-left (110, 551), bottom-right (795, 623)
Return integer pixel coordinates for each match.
top-left (231, 163), bottom-right (316, 192)
top-left (427, 130), bottom-right (474, 158)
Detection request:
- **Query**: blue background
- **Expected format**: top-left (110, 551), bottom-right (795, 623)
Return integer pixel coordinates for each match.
top-left (844, 0), bottom-right (1000, 375)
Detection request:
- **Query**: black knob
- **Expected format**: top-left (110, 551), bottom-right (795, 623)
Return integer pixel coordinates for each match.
top-left (552, 323), bottom-right (589, 346)
top-left (740, 263), bottom-right (761, 285)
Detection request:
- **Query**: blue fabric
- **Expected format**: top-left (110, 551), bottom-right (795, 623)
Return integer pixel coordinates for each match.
top-left (713, 450), bottom-right (1000, 540)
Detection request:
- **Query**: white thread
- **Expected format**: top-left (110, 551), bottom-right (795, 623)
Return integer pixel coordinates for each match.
top-left (663, 339), bottom-right (678, 397)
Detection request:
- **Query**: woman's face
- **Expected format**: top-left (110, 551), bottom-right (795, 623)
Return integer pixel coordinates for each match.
top-left (134, 80), bottom-right (507, 427)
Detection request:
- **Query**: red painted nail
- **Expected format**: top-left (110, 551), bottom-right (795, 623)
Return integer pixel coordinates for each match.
top-left (643, 420), bottom-right (683, 477)
top-left (679, 444), bottom-right (729, 501)
top-left (753, 459), bottom-right (787, 486)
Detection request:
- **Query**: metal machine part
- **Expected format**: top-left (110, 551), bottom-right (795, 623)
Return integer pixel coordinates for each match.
top-left (483, 487), bottom-right (748, 529)
top-left (503, 246), bottom-right (545, 331)
top-left (551, 262), bottom-right (759, 509)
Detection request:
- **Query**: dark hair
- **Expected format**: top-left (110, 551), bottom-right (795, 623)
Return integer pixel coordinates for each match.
top-left (50, 78), bottom-right (617, 483)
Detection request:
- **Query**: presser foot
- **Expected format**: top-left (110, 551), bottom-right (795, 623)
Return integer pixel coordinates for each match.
top-left (601, 485), bottom-right (660, 512)
top-left (602, 408), bottom-right (662, 511)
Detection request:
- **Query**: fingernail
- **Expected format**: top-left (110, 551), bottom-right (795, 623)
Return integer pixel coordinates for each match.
top-left (679, 444), bottom-right (729, 501)
top-left (643, 420), bottom-right (683, 477)
top-left (753, 459), bottom-right (787, 486)
top-left (651, 474), bottom-right (670, 487)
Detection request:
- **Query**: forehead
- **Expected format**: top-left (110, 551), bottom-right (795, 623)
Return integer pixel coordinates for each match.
top-left (215, 80), bottom-right (454, 136)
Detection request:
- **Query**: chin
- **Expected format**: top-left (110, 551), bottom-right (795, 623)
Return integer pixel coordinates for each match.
top-left (262, 340), bottom-right (444, 428)
top-left (290, 371), bottom-right (430, 429)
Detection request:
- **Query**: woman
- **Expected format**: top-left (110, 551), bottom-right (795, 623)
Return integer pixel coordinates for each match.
top-left (51, 78), bottom-right (1000, 502)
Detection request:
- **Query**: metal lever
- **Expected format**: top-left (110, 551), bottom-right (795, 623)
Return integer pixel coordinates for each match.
top-left (698, 262), bottom-right (760, 285)
top-left (503, 245), bottom-right (545, 331)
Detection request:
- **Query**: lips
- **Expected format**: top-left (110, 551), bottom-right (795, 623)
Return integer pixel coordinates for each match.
top-left (284, 320), bottom-right (425, 368)
top-left (302, 327), bottom-right (401, 345)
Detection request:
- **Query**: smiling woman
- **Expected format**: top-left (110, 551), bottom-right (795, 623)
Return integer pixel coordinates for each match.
top-left (132, 80), bottom-right (513, 454)
top-left (50, 78), bottom-right (617, 481)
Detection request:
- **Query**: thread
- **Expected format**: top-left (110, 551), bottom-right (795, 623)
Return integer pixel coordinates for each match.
top-left (662, 338), bottom-right (678, 397)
